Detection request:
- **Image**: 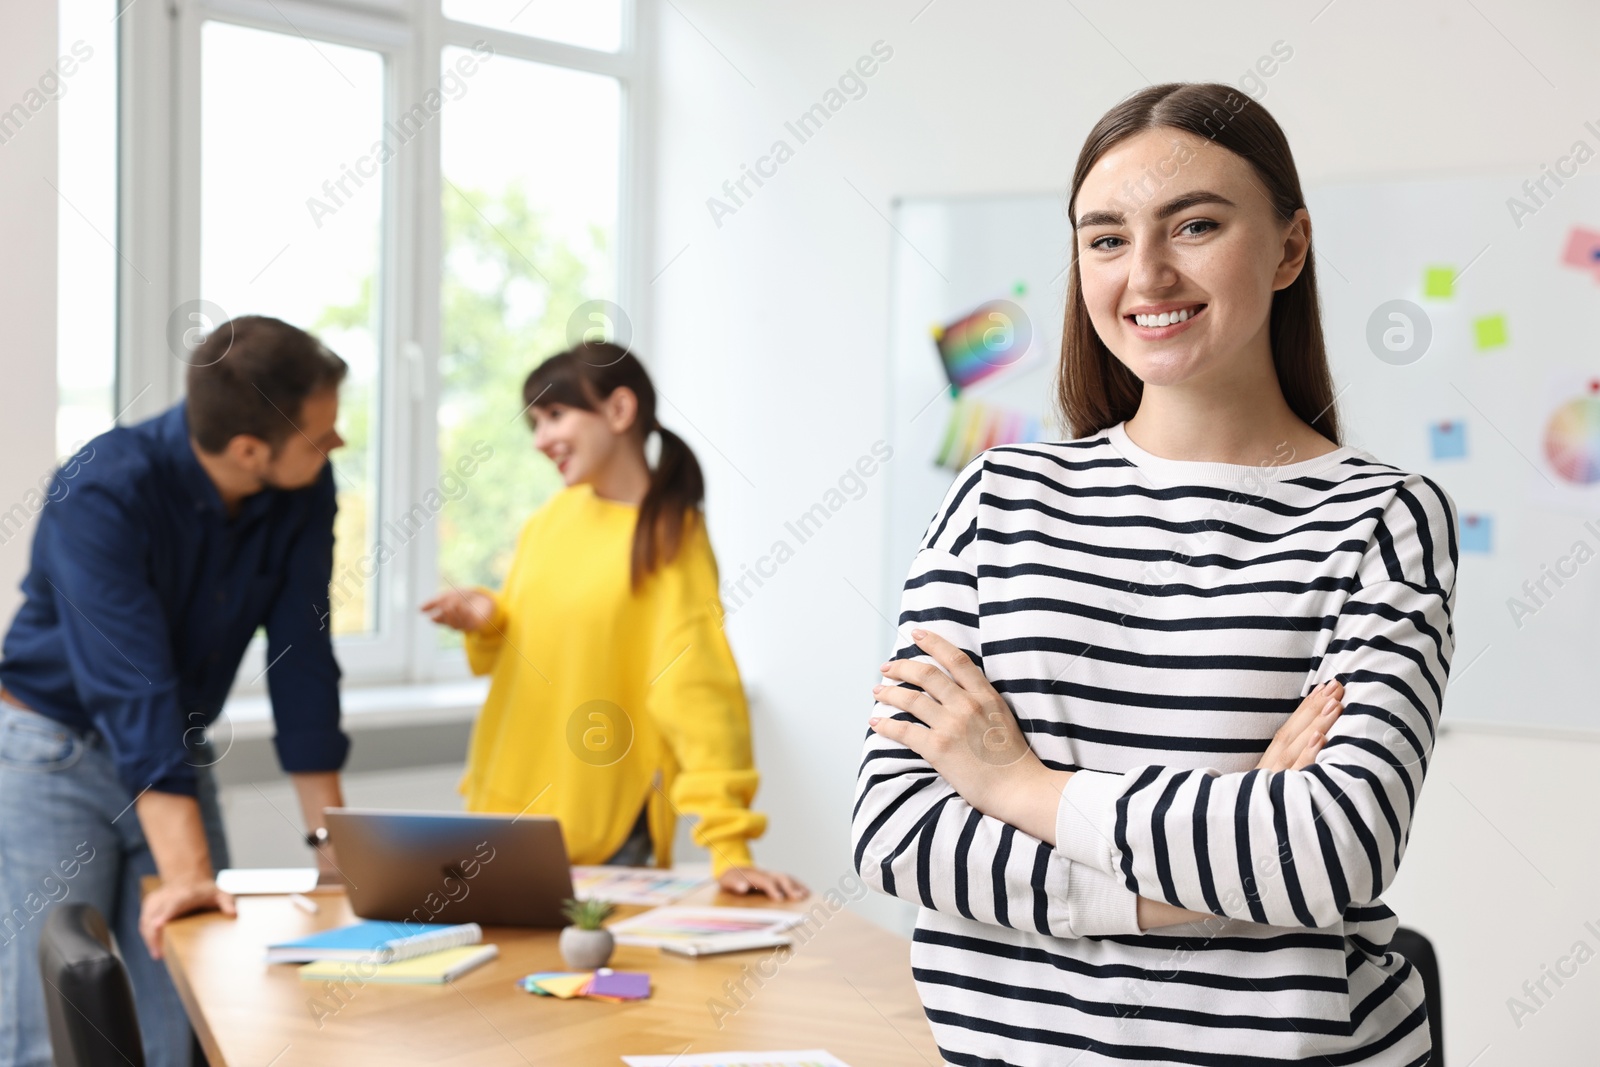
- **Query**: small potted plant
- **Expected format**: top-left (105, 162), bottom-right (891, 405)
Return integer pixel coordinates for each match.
top-left (559, 898), bottom-right (617, 970)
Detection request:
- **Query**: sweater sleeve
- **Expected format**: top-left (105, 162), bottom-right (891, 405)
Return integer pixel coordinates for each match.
top-left (643, 516), bottom-right (767, 877)
top-left (851, 456), bottom-right (1144, 938)
top-left (463, 510), bottom-right (537, 676)
top-left (1054, 474), bottom-right (1459, 929)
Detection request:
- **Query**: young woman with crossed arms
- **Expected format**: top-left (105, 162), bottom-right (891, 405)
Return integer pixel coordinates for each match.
top-left (854, 82), bottom-right (1454, 1065)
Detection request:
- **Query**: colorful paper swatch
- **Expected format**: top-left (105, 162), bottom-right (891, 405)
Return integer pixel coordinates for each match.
top-left (1542, 387), bottom-right (1600, 484)
top-left (931, 299), bottom-right (1032, 389)
top-left (1422, 265), bottom-right (1455, 299)
top-left (608, 907), bottom-right (804, 950)
top-left (1429, 420), bottom-right (1467, 461)
top-left (1460, 513), bottom-right (1493, 554)
top-left (1560, 225), bottom-right (1600, 281)
top-left (518, 968), bottom-right (651, 1001)
top-left (1472, 313), bottom-right (1508, 350)
top-left (589, 971), bottom-right (651, 999)
top-left (934, 396), bottom-right (1046, 471)
top-left (570, 866), bottom-right (711, 906)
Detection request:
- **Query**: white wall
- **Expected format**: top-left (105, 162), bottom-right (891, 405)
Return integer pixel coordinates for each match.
top-left (0, 3), bottom-right (60, 617)
top-left (648, 1), bottom-right (1600, 1062)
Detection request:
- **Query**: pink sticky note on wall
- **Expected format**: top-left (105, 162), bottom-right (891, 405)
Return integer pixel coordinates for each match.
top-left (1560, 226), bottom-right (1600, 278)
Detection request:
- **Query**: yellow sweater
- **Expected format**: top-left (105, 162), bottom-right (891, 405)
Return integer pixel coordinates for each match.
top-left (460, 483), bottom-right (765, 877)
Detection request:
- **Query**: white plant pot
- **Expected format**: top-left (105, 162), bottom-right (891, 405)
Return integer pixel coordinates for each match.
top-left (559, 926), bottom-right (614, 971)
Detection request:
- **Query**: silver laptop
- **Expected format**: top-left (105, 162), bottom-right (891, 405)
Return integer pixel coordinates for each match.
top-left (323, 808), bottom-right (576, 928)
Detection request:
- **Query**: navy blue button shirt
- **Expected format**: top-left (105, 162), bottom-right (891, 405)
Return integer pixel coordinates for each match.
top-left (0, 401), bottom-right (348, 797)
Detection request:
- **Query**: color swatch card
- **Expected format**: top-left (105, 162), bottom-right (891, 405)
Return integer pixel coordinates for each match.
top-left (931, 298), bottom-right (1032, 389)
top-left (607, 907), bottom-right (805, 950)
top-left (518, 968), bottom-right (650, 1001)
top-left (934, 396), bottom-right (1046, 471)
top-left (622, 1052), bottom-right (852, 1067)
top-left (589, 971), bottom-right (651, 1000)
top-left (570, 866), bottom-right (711, 906)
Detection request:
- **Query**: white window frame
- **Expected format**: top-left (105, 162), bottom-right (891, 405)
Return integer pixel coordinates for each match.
top-left (115, 0), bottom-right (653, 692)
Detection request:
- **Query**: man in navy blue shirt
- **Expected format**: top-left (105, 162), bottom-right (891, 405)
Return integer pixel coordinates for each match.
top-left (0, 316), bottom-right (351, 1067)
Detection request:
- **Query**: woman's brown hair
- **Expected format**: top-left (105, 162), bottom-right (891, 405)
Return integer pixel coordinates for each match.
top-left (1057, 82), bottom-right (1340, 445)
top-left (522, 341), bottom-right (705, 592)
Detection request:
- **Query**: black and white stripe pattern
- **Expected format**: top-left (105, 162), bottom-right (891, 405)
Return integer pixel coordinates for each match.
top-left (852, 422), bottom-right (1456, 1065)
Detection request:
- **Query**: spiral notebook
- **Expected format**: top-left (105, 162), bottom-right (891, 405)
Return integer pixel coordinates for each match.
top-left (298, 944), bottom-right (499, 984)
top-left (266, 920), bottom-right (482, 964)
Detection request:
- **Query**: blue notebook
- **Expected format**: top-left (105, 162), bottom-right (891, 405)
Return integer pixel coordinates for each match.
top-left (265, 920), bottom-right (482, 964)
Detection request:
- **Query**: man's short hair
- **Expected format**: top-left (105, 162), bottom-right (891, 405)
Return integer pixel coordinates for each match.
top-left (186, 316), bottom-right (348, 455)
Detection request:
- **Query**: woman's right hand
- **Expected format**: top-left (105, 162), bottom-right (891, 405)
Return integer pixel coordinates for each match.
top-left (420, 588), bottom-right (495, 633)
top-left (1256, 679), bottom-right (1344, 773)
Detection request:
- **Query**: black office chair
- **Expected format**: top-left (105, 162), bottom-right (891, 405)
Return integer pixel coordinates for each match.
top-left (1391, 926), bottom-right (1443, 1066)
top-left (37, 904), bottom-right (146, 1067)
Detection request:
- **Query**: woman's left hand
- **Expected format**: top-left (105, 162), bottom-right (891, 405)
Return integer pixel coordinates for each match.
top-left (717, 865), bottom-right (810, 901)
top-left (869, 627), bottom-right (1050, 820)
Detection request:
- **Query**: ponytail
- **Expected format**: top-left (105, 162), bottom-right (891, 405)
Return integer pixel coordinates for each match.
top-left (522, 343), bottom-right (706, 592)
top-left (633, 420), bottom-right (704, 592)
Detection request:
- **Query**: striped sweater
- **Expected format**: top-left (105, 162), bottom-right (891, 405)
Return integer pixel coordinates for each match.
top-left (852, 420), bottom-right (1457, 1066)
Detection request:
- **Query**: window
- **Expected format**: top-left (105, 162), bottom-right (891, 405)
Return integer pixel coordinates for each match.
top-left (442, 0), bottom-right (624, 52)
top-left (56, 0), bottom-right (119, 460)
top-left (112, 0), bottom-right (642, 688)
top-left (199, 22), bottom-right (386, 638)
top-left (437, 51), bottom-right (621, 610)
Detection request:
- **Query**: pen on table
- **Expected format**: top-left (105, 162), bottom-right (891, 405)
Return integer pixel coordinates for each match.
top-left (289, 893), bottom-right (319, 914)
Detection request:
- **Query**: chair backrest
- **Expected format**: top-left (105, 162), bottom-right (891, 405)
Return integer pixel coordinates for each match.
top-left (1391, 925), bottom-right (1443, 1066)
top-left (37, 904), bottom-right (145, 1067)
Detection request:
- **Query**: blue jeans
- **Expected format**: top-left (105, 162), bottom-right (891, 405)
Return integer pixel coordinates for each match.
top-left (0, 703), bottom-right (229, 1067)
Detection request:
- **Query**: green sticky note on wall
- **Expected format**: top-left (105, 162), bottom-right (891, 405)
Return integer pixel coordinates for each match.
top-left (1473, 313), bottom-right (1508, 350)
top-left (1423, 266), bottom-right (1455, 299)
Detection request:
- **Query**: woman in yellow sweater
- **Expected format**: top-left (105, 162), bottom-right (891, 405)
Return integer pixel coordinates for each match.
top-left (422, 341), bottom-right (808, 901)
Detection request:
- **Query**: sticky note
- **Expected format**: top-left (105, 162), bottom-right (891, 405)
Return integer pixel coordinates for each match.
top-left (1473, 314), bottom-right (1508, 350)
top-left (536, 973), bottom-right (595, 999)
top-left (589, 971), bottom-right (650, 999)
top-left (1429, 421), bottom-right (1466, 460)
top-left (1559, 226), bottom-right (1600, 278)
top-left (1460, 513), bottom-right (1493, 553)
top-left (519, 971), bottom-right (594, 998)
top-left (1423, 266), bottom-right (1455, 299)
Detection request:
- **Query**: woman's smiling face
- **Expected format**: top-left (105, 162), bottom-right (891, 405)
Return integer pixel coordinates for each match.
top-left (1073, 126), bottom-right (1309, 389)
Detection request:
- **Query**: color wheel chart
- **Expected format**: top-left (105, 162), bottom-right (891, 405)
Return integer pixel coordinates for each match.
top-left (1544, 384), bottom-right (1600, 485)
top-left (888, 179), bottom-right (1600, 734)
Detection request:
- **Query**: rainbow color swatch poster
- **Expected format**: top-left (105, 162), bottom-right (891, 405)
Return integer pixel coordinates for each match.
top-left (934, 396), bottom-right (1045, 471)
top-left (931, 298), bottom-right (1032, 389)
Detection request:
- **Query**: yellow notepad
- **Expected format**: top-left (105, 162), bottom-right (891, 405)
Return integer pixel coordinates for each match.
top-left (298, 944), bottom-right (499, 984)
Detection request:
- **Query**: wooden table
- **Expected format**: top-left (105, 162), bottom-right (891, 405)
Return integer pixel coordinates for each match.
top-left (161, 883), bottom-right (944, 1066)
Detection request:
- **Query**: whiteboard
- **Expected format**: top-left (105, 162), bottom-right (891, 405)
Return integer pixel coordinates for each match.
top-left (882, 179), bottom-right (1600, 735)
